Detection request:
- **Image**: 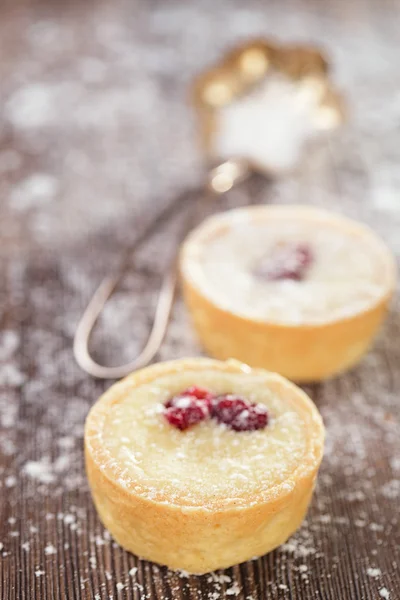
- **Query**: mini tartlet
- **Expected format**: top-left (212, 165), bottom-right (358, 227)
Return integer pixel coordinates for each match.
top-left (180, 206), bottom-right (396, 382)
top-left (85, 357), bottom-right (324, 574)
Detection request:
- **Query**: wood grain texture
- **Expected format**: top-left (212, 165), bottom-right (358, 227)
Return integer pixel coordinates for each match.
top-left (0, 0), bottom-right (399, 599)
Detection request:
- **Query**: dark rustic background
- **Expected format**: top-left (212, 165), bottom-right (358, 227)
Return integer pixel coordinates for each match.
top-left (1, 0), bottom-right (399, 599)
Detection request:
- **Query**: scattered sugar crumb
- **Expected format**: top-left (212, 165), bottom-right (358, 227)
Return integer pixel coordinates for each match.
top-left (105, 571), bottom-right (112, 581)
top-left (317, 514), bottom-right (331, 523)
top-left (226, 583), bottom-right (241, 596)
top-left (346, 490), bottom-right (366, 502)
top-left (35, 569), bottom-right (45, 577)
top-left (0, 543), bottom-right (3, 551)
top-left (278, 584), bottom-right (288, 590)
top-left (22, 454), bottom-right (73, 485)
top-left (355, 520), bottom-right (366, 528)
top-left (5, 476), bottom-right (17, 488)
top-left (390, 457), bottom-right (400, 471)
top-left (116, 582), bottom-right (125, 591)
top-left (177, 569), bottom-right (190, 578)
top-left (281, 539), bottom-right (316, 558)
top-left (0, 364), bottom-right (26, 386)
top-left (334, 516), bottom-right (349, 525)
top-left (207, 573), bottom-right (232, 584)
top-left (45, 544), bottom-right (57, 555)
top-left (379, 588), bottom-right (390, 599)
top-left (80, 577), bottom-right (89, 589)
top-left (9, 173), bottom-right (58, 211)
top-left (53, 455), bottom-right (71, 473)
top-left (89, 556), bottom-right (97, 568)
top-left (23, 459), bottom-right (55, 484)
top-left (298, 564), bottom-right (308, 573)
top-left (0, 330), bottom-right (19, 360)
top-left (5, 83), bottom-right (58, 129)
top-left (367, 567), bottom-right (381, 578)
top-left (8, 517), bottom-right (16, 525)
top-left (129, 567), bottom-right (138, 577)
top-left (95, 536), bottom-right (106, 546)
top-left (370, 523), bottom-right (384, 532)
top-left (381, 479), bottom-right (400, 499)
top-left (63, 514), bottom-right (75, 525)
top-left (22, 542), bottom-right (30, 551)
top-left (57, 436), bottom-right (75, 450)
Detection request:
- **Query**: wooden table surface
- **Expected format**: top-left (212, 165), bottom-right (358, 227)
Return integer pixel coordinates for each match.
top-left (1, 0), bottom-right (399, 598)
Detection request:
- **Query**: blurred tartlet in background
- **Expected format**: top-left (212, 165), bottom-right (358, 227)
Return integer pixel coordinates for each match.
top-left (180, 205), bottom-right (396, 382)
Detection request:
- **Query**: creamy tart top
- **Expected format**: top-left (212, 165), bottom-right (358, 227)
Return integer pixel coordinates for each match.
top-left (85, 359), bottom-right (324, 509)
top-left (181, 206), bottom-right (395, 325)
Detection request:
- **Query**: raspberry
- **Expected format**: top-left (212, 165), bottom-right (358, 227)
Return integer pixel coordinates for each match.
top-left (164, 388), bottom-right (213, 431)
top-left (213, 395), bottom-right (269, 431)
top-left (254, 242), bottom-right (313, 281)
top-left (164, 389), bottom-right (269, 432)
top-left (212, 395), bottom-right (248, 422)
top-left (180, 386), bottom-right (214, 409)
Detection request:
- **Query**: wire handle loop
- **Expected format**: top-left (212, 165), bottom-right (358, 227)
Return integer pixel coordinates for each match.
top-left (73, 264), bottom-right (177, 379)
top-left (73, 162), bottom-right (248, 379)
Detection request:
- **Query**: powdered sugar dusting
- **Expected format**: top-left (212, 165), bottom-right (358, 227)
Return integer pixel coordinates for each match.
top-left (1, 0), bottom-right (399, 597)
top-left (215, 74), bottom-right (325, 173)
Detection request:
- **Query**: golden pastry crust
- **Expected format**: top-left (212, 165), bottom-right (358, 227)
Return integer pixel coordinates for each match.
top-left (85, 357), bottom-right (324, 574)
top-left (180, 206), bottom-right (396, 383)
